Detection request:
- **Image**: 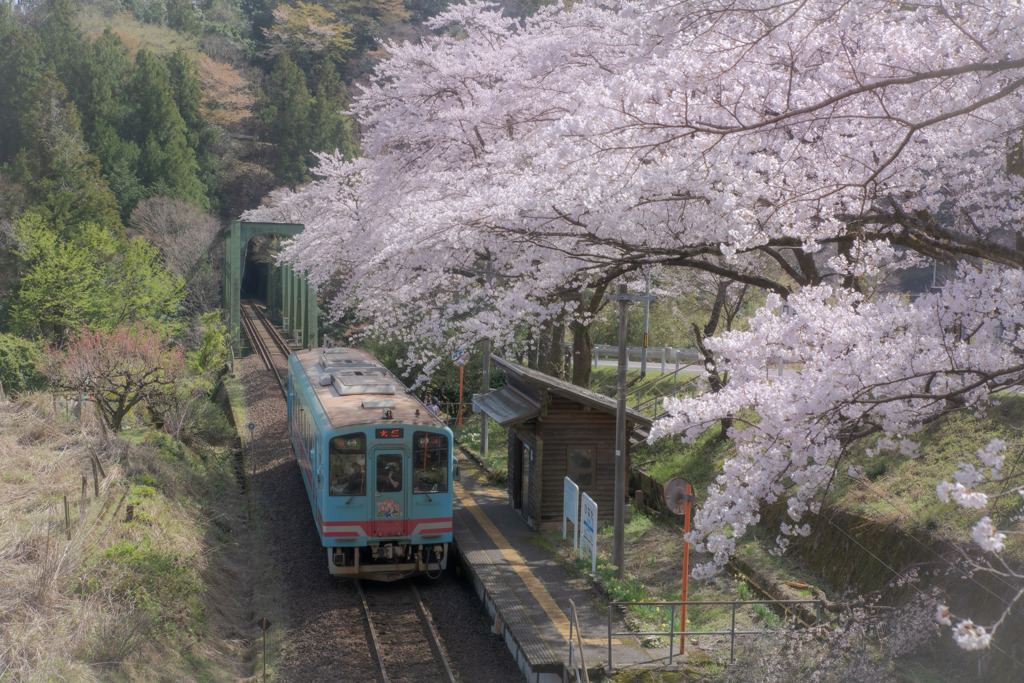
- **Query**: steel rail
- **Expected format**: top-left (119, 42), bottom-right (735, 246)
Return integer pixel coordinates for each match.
top-left (240, 300), bottom-right (289, 396)
top-left (409, 580), bottom-right (457, 683)
top-left (355, 579), bottom-right (390, 683)
top-left (355, 579), bottom-right (455, 683)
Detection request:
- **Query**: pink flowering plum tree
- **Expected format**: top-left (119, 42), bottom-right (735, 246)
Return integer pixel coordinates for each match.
top-left (245, 0), bottom-right (1024, 647)
top-left (40, 324), bottom-right (186, 434)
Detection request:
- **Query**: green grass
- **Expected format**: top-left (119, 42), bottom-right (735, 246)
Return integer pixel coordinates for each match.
top-left (453, 418), bottom-right (509, 480)
top-left (827, 394), bottom-right (1024, 560)
top-left (86, 537), bottom-right (206, 641)
top-left (633, 423), bottom-right (733, 510)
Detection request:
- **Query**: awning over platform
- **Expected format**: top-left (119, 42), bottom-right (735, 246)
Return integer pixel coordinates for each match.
top-left (473, 386), bottom-right (541, 427)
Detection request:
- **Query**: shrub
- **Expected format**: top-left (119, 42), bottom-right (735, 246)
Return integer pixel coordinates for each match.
top-left (0, 333), bottom-right (47, 395)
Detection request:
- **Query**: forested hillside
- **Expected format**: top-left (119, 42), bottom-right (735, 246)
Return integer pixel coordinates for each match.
top-left (0, 0), bottom-right (495, 378)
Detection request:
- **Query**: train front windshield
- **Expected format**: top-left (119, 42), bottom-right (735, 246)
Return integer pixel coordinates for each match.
top-left (413, 432), bottom-right (449, 494)
top-left (329, 434), bottom-right (366, 496)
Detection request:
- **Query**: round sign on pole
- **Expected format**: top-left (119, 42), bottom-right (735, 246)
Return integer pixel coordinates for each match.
top-left (664, 477), bottom-right (694, 515)
top-left (452, 349), bottom-right (470, 367)
top-left (664, 476), bottom-right (694, 655)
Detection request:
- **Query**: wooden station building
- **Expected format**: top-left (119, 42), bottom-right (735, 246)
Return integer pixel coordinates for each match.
top-left (475, 356), bottom-right (652, 530)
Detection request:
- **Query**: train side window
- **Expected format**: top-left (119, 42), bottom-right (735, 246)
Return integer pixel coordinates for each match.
top-left (329, 434), bottom-right (366, 496)
top-left (413, 432), bottom-right (449, 494)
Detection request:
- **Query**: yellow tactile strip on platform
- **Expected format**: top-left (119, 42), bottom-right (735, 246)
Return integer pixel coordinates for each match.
top-left (454, 480), bottom-right (610, 647)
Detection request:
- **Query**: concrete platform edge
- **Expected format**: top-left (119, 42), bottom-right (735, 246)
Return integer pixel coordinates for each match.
top-left (455, 547), bottom-right (566, 683)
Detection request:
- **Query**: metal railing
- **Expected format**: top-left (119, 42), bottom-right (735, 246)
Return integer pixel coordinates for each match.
top-left (631, 370), bottom-right (703, 419)
top-left (567, 599), bottom-right (590, 683)
top-left (592, 345), bottom-right (702, 367)
top-left (607, 599), bottom-right (823, 670)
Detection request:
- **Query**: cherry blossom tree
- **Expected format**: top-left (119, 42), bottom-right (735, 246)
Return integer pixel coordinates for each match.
top-left (245, 0), bottom-right (1024, 648)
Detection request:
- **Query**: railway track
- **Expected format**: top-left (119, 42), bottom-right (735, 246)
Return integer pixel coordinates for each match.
top-left (356, 579), bottom-right (456, 683)
top-left (242, 300), bottom-right (460, 681)
top-left (240, 299), bottom-right (292, 394)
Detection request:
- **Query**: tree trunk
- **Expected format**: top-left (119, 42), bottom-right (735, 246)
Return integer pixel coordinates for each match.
top-left (571, 319), bottom-right (592, 388)
top-left (536, 323), bottom-right (566, 379)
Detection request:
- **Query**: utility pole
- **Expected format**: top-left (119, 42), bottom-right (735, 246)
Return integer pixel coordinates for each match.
top-left (607, 282), bottom-right (657, 578)
top-left (614, 284), bottom-right (628, 577)
top-left (640, 271), bottom-right (651, 379)
top-left (480, 258), bottom-right (493, 459)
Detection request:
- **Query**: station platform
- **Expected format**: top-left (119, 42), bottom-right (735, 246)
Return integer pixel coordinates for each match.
top-left (452, 458), bottom-right (683, 682)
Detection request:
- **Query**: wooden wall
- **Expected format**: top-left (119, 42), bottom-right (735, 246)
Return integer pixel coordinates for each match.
top-left (535, 394), bottom-right (620, 529)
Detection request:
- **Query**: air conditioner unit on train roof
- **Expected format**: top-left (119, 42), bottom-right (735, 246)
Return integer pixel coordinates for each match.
top-left (332, 374), bottom-right (396, 396)
top-left (320, 354), bottom-right (378, 371)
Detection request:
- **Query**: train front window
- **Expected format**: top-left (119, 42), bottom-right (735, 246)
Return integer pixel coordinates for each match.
top-left (413, 432), bottom-right (449, 494)
top-left (329, 434), bottom-right (366, 496)
top-left (376, 453), bottom-right (403, 493)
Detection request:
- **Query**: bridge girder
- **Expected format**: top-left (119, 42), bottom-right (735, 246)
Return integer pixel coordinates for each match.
top-left (224, 220), bottom-right (317, 354)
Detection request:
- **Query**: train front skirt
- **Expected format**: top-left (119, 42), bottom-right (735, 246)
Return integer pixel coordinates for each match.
top-left (328, 542), bottom-right (449, 581)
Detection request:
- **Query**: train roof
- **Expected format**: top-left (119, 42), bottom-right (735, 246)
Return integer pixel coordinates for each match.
top-left (292, 347), bottom-right (447, 432)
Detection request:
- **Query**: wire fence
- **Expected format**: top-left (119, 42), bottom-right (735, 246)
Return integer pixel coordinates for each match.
top-left (607, 598), bottom-right (824, 669)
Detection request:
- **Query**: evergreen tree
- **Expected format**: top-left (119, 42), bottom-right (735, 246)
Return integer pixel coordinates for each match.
top-left (258, 52), bottom-right (313, 187)
top-left (0, 3), bottom-right (44, 165)
top-left (81, 29), bottom-right (135, 146)
top-left (167, 47), bottom-right (221, 208)
top-left (241, 0), bottom-right (277, 45)
top-left (308, 64), bottom-right (357, 161)
top-left (85, 30), bottom-right (145, 219)
top-left (11, 74), bottom-right (124, 236)
top-left (38, 0), bottom-right (90, 107)
top-left (166, 0), bottom-right (202, 35)
top-left (131, 49), bottom-right (209, 208)
top-left (167, 48), bottom-right (203, 134)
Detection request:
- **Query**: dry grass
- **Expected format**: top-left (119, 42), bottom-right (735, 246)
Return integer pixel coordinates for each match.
top-left (78, 7), bottom-right (201, 59)
top-left (0, 396), bottom-right (256, 680)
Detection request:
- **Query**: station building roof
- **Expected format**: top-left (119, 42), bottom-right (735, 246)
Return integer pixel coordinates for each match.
top-left (478, 355), bottom-right (652, 430)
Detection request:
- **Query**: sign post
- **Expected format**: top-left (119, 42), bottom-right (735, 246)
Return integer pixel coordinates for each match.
top-left (452, 350), bottom-right (469, 428)
top-left (580, 493), bottom-right (598, 574)
top-left (665, 477), bottom-right (694, 654)
top-left (563, 477), bottom-right (580, 550)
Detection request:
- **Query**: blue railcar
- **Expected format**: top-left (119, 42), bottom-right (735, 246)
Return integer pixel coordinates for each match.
top-left (287, 346), bottom-right (456, 580)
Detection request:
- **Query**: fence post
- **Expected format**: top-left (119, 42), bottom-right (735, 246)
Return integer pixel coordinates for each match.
top-left (91, 453), bottom-right (106, 479)
top-left (608, 604), bottom-right (614, 672)
top-left (730, 601), bottom-right (737, 663)
top-left (569, 600), bottom-right (575, 671)
top-left (669, 604), bottom-right (676, 665)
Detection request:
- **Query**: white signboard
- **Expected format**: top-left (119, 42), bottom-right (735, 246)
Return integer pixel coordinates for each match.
top-left (580, 492), bottom-right (598, 574)
top-left (563, 477), bottom-right (580, 550)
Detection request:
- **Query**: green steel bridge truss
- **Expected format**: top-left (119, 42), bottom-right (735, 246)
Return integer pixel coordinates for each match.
top-left (224, 220), bottom-right (318, 354)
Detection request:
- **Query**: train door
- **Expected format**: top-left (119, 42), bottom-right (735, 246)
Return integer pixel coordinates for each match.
top-left (372, 451), bottom-right (407, 537)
